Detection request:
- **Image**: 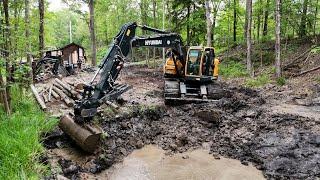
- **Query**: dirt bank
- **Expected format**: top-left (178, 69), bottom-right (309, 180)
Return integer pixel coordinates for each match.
top-left (42, 65), bottom-right (320, 180)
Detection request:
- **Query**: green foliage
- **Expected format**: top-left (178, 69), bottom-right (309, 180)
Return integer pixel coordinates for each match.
top-left (219, 61), bottom-right (248, 78)
top-left (276, 77), bottom-right (286, 86)
top-left (0, 86), bottom-right (57, 179)
top-left (314, 76), bottom-right (320, 83)
top-left (245, 73), bottom-right (271, 87)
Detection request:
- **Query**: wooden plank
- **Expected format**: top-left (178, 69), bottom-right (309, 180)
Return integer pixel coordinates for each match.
top-left (30, 85), bottom-right (47, 110)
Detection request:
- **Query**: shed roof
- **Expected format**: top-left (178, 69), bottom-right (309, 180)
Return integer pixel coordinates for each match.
top-left (59, 42), bottom-right (85, 50)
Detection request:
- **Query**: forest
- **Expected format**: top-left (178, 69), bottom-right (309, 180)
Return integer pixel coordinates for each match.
top-left (0, 0), bottom-right (320, 179)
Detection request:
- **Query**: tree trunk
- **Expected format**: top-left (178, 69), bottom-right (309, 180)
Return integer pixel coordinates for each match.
top-left (39, 0), bottom-right (44, 58)
top-left (244, 0), bottom-right (249, 40)
top-left (233, 0), bottom-right (237, 43)
top-left (246, 0), bottom-right (253, 77)
top-left (275, 0), bottom-right (281, 78)
top-left (187, 5), bottom-right (191, 46)
top-left (25, 0), bottom-right (33, 81)
top-left (153, 0), bottom-right (156, 67)
top-left (257, 0), bottom-right (262, 40)
top-left (263, 0), bottom-right (270, 37)
top-left (205, 0), bottom-right (212, 47)
top-left (299, 0), bottom-right (308, 37)
top-left (89, 0), bottom-right (97, 66)
top-left (2, 0), bottom-right (11, 115)
top-left (314, 0), bottom-right (318, 36)
top-left (4, 0), bottom-right (12, 110)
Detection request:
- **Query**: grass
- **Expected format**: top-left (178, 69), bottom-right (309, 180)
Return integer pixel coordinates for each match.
top-left (245, 73), bottom-right (271, 87)
top-left (0, 86), bottom-right (57, 179)
top-left (219, 61), bottom-right (248, 78)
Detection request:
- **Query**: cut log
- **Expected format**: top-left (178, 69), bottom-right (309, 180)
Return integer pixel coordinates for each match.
top-left (55, 78), bottom-right (82, 99)
top-left (48, 85), bottom-right (53, 101)
top-left (59, 114), bottom-right (102, 153)
top-left (52, 86), bottom-right (74, 107)
top-left (51, 89), bottom-right (60, 100)
top-left (42, 93), bottom-right (48, 103)
top-left (54, 83), bottom-right (72, 97)
top-left (30, 85), bottom-right (47, 110)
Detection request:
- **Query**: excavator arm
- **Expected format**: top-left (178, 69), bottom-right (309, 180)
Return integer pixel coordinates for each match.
top-left (74, 22), bottom-right (185, 123)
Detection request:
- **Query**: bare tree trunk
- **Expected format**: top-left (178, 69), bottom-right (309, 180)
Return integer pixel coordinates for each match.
top-left (233, 0), bottom-right (237, 43)
top-left (2, 0), bottom-right (11, 115)
top-left (25, 0), bottom-right (33, 81)
top-left (299, 0), bottom-right (308, 37)
top-left (244, 0), bottom-right (249, 40)
top-left (246, 0), bottom-right (253, 77)
top-left (205, 0), bottom-right (212, 47)
top-left (314, 0), bottom-right (318, 36)
top-left (257, 0), bottom-right (262, 40)
top-left (153, 0), bottom-right (156, 67)
top-left (187, 5), bottom-right (191, 46)
top-left (89, 0), bottom-right (97, 66)
top-left (263, 0), bottom-right (270, 37)
top-left (39, 0), bottom-right (44, 58)
top-left (275, 0), bottom-right (281, 78)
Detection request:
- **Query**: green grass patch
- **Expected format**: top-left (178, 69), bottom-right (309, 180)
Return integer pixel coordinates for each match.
top-left (276, 77), bottom-right (286, 86)
top-left (219, 61), bottom-right (248, 78)
top-left (314, 76), bottom-right (320, 83)
top-left (0, 86), bottom-right (57, 179)
top-left (245, 73), bottom-right (271, 87)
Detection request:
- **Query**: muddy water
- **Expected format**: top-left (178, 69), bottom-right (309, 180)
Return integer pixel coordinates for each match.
top-left (102, 145), bottom-right (264, 180)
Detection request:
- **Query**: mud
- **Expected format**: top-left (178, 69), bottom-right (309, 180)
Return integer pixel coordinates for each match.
top-left (42, 65), bottom-right (320, 180)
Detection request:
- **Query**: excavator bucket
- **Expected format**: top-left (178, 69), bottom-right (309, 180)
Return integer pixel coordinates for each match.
top-left (59, 115), bottom-right (103, 153)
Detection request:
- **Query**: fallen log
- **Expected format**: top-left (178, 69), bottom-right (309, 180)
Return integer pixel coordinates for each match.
top-left (30, 85), bottom-right (47, 110)
top-left (283, 47), bottom-right (314, 70)
top-left (59, 114), bottom-right (102, 153)
top-left (294, 65), bottom-right (320, 77)
top-left (52, 86), bottom-right (74, 107)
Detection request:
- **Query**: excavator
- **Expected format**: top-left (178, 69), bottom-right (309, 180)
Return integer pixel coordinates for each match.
top-left (59, 22), bottom-right (221, 152)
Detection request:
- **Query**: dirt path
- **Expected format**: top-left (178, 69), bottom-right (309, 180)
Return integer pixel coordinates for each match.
top-left (42, 65), bottom-right (320, 180)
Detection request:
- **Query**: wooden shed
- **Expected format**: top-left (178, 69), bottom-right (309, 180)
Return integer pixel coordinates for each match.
top-left (59, 43), bottom-right (87, 68)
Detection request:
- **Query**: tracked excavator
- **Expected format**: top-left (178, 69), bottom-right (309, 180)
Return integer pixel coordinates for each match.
top-left (59, 22), bottom-right (221, 152)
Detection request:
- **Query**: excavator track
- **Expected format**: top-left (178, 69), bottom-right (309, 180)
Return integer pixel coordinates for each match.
top-left (164, 79), bottom-right (226, 105)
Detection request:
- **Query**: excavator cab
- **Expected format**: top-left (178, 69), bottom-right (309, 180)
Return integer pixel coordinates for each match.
top-left (185, 46), bottom-right (218, 81)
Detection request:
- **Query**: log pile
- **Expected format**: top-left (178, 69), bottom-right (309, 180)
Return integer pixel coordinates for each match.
top-left (31, 77), bottom-right (84, 110)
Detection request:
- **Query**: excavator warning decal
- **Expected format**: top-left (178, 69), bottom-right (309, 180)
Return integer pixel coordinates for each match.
top-left (126, 30), bottom-right (131, 36)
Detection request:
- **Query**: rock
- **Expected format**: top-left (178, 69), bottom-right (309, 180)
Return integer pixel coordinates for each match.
top-left (120, 147), bottom-right (127, 155)
top-left (56, 175), bottom-right (69, 180)
top-left (135, 140), bottom-right (144, 149)
top-left (169, 143), bottom-right (177, 151)
top-left (182, 155), bottom-right (189, 159)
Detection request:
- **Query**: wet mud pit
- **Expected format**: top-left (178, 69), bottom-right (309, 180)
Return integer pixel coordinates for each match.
top-left (43, 66), bottom-right (320, 179)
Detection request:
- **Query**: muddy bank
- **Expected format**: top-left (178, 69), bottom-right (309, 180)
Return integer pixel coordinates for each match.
top-left (43, 81), bottom-right (320, 179)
